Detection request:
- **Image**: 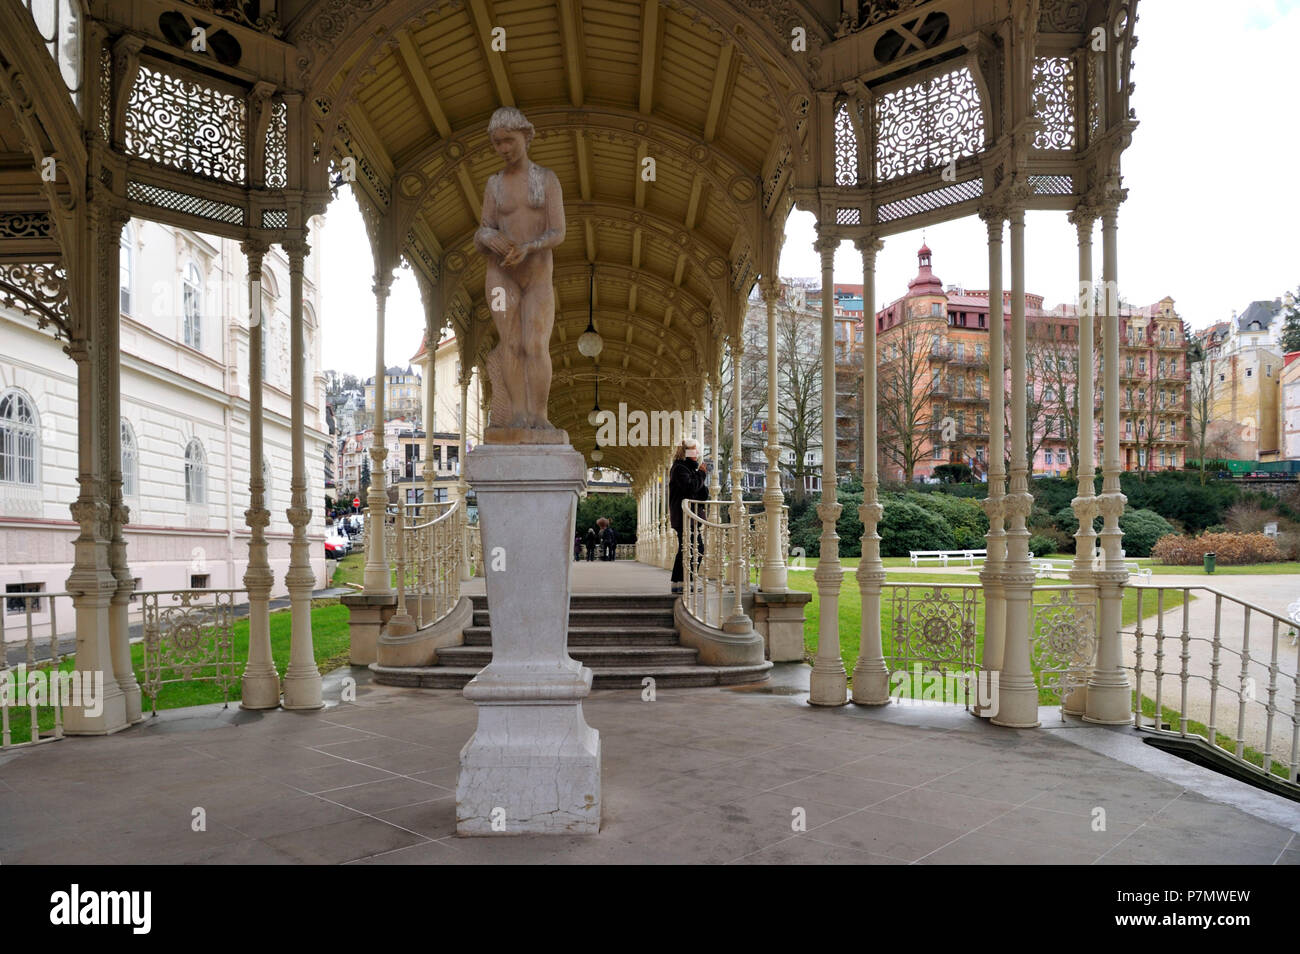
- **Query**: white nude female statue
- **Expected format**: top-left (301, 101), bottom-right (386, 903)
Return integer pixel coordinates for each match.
top-left (474, 107), bottom-right (567, 442)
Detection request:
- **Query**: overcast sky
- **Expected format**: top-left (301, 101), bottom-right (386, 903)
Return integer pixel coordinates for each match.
top-left (320, 0), bottom-right (1300, 378)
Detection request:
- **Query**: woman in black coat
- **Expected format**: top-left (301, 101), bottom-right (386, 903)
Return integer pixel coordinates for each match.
top-left (584, 526), bottom-right (598, 561)
top-left (669, 438), bottom-right (709, 593)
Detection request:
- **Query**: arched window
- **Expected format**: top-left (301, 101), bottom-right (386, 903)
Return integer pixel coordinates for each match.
top-left (183, 262), bottom-right (203, 350)
top-left (120, 418), bottom-right (138, 498)
top-left (184, 439), bottom-right (206, 505)
top-left (0, 389), bottom-right (39, 486)
top-left (119, 227), bottom-right (133, 315)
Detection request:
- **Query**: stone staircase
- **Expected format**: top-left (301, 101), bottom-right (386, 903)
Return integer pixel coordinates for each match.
top-left (374, 593), bottom-right (771, 689)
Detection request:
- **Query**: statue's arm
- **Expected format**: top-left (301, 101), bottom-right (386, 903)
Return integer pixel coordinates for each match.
top-left (522, 170), bottom-right (566, 253)
top-left (474, 175), bottom-right (502, 253)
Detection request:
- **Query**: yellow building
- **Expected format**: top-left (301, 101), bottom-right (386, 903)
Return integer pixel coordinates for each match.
top-left (1205, 301), bottom-right (1285, 461)
top-left (364, 365), bottom-right (423, 423)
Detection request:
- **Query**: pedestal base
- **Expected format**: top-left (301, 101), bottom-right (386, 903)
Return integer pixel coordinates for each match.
top-left (457, 442), bottom-right (601, 835)
top-left (457, 675), bottom-right (601, 835)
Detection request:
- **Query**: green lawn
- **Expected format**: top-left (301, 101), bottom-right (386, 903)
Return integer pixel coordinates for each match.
top-left (1148, 562), bottom-right (1300, 576)
top-left (332, 551), bottom-right (366, 587)
top-left (790, 572), bottom-right (1186, 705)
top-left (2, 600), bottom-right (352, 747)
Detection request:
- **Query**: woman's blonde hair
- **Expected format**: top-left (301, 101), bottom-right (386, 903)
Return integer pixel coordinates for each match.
top-left (674, 437), bottom-right (700, 461)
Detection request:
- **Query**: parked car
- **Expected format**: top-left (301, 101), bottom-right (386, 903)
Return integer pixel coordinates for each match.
top-left (325, 526), bottom-right (352, 556)
top-left (325, 537), bottom-right (345, 559)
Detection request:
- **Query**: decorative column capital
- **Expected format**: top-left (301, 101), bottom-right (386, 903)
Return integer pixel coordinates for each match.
top-left (853, 235), bottom-right (883, 261)
top-left (759, 277), bottom-right (781, 303)
top-left (281, 235), bottom-right (310, 269)
top-left (286, 505), bottom-right (313, 530)
top-left (814, 233), bottom-right (839, 263)
top-left (241, 238), bottom-right (270, 278)
top-left (1096, 491), bottom-right (1127, 520)
top-left (978, 205), bottom-right (1006, 230)
top-left (1097, 179), bottom-right (1128, 219)
top-left (1068, 203), bottom-right (1099, 230)
top-left (244, 507), bottom-right (271, 529)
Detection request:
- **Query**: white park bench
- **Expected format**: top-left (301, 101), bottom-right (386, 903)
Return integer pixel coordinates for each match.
top-left (909, 549), bottom-right (995, 567)
top-left (1035, 558), bottom-right (1151, 582)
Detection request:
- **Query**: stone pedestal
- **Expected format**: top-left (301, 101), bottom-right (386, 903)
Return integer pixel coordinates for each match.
top-left (752, 590), bottom-right (811, 662)
top-left (456, 442), bottom-right (601, 835)
top-left (341, 592), bottom-right (398, 666)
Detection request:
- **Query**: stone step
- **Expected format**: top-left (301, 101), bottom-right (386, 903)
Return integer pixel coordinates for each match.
top-left (436, 644), bottom-right (700, 669)
top-left (373, 661), bottom-right (774, 690)
top-left (463, 625), bottom-right (680, 646)
top-left (469, 594), bottom-right (677, 612)
top-left (471, 608), bottom-right (675, 628)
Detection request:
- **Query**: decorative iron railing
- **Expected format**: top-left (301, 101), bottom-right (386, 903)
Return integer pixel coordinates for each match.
top-left (1123, 584), bottom-right (1299, 788)
top-left (682, 499), bottom-right (749, 630)
top-left (882, 583), bottom-right (979, 707)
top-left (141, 588), bottom-right (242, 716)
top-left (1030, 584), bottom-right (1098, 714)
top-left (466, 522), bottom-right (482, 576)
top-left (0, 589), bottom-right (72, 750)
top-left (745, 504), bottom-right (789, 585)
top-left (390, 498), bottom-right (463, 629)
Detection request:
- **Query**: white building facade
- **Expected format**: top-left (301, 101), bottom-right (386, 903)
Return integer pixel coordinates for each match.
top-left (1, 217), bottom-right (330, 627)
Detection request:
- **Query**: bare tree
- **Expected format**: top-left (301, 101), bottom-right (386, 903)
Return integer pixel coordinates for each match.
top-left (713, 310), bottom-right (768, 496)
top-left (774, 301), bottom-right (822, 504)
top-left (878, 318), bottom-right (944, 483)
top-left (1035, 342), bottom-right (1082, 479)
top-left (1187, 340), bottom-right (1215, 484)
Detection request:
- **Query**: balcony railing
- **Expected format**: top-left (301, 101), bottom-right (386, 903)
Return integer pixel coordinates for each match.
top-left (948, 393), bottom-right (989, 404)
top-left (388, 499), bottom-right (464, 630)
top-left (929, 345), bottom-right (952, 361)
top-left (948, 352), bottom-right (985, 368)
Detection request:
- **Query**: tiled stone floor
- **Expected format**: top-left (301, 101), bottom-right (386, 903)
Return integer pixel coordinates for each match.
top-left (1, 664), bottom-right (1297, 865)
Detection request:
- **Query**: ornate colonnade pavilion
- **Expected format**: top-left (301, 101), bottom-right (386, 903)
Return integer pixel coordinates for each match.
top-left (0, 0), bottom-right (1141, 735)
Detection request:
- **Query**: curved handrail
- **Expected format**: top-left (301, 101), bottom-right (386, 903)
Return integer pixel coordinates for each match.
top-left (1123, 582), bottom-right (1299, 788)
top-left (390, 498), bottom-right (464, 630)
top-left (681, 499), bottom-right (748, 629)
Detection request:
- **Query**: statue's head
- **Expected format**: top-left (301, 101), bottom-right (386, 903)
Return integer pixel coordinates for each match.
top-left (487, 107), bottom-right (534, 162)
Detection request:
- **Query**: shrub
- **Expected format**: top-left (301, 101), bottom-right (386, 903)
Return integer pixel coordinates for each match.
top-left (1118, 508), bottom-right (1176, 558)
top-left (1223, 501), bottom-right (1272, 533)
top-left (905, 492), bottom-right (988, 549)
top-left (1028, 533), bottom-right (1058, 557)
top-left (879, 500), bottom-right (957, 557)
top-left (1150, 532), bottom-right (1284, 566)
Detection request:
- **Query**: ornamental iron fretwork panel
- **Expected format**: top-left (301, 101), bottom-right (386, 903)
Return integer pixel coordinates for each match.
top-left (98, 45), bottom-right (112, 140)
top-left (0, 262), bottom-right (70, 338)
top-left (264, 99), bottom-right (288, 189)
top-left (1039, 0), bottom-right (1089, 32)
top-left (0, 212), bottom-right (53, 240)
top-left (883, 583), bottom-right (978, 694)
top-left (1031, 57), bottom-right (1077, 151)
top-left (127, 179), bottom-right (245, 226)
top-left (1030, 585), bottom-right (1097, 710)
top-left (834, 101), bottom-right (859, 187)
top-left (875, 67), bottom-right (985, 182)
top-left (1086, 53), bottom-right (1103, 145)
top-left (1029, 174), bottom-right (1074, 195)
top-left (876, 176), bottom-right (983, 223)
top-left (141, 589), bottom-right (240, 715)
top-left (125, 64), bottom-right (247, 185)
